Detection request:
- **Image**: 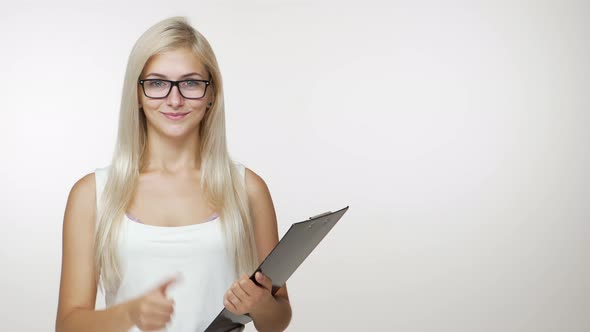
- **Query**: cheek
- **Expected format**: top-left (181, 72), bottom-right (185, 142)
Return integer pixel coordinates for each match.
top-left (143, 99), bottom-right (165, 109)
top-left (190, 99), bottom-right (208, 110)
top-left (138, 89), bottom-right (151, 106)
top-left (191, 108), bottom-right (208, 123)
top-left (187, 103), bottom-right (209, 118)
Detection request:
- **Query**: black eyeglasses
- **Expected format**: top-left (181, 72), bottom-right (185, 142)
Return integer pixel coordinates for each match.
top-left (138, 79), bottom-right (211, 99)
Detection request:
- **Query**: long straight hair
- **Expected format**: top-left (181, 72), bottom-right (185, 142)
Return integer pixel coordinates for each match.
top-left (94, 16), bottom-right (258, 295)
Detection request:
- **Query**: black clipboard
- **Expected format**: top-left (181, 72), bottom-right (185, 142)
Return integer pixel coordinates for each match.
top-left (203, 206), bottom-right (349, 332)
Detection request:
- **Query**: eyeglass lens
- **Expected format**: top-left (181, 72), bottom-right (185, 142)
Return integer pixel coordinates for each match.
top-left (143, 80), bottom-right (207, 99)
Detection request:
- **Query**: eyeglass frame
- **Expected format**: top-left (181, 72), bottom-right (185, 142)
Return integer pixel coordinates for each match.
top-left (138, 78), bottom-right (211, 99)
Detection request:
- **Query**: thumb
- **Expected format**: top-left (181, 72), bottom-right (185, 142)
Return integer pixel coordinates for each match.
top-left (255, 271), bottom-right (272, 291)
top-left (157, 274), bottom-right (182, 294)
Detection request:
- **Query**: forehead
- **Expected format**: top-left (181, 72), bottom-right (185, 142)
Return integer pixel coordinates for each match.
top-left (142, 48), bottom-right (206, 78)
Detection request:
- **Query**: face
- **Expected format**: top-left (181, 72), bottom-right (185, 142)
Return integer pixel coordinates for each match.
top-left (138, 48), bottom-right (213, 138)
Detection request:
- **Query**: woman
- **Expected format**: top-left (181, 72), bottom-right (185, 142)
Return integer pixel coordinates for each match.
top-left (55, 16), bottom-right (292, 332)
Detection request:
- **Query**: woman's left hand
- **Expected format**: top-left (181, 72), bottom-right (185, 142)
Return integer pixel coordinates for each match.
top-left (224, 271), bottom-right (274, 316)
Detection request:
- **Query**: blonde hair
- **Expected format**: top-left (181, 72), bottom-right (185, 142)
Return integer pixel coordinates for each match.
top-left (94, 16), bottom-right (258, 295)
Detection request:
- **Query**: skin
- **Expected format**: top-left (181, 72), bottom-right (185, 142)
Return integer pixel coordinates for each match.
top-left (55, 47), bottom-right (291, 332)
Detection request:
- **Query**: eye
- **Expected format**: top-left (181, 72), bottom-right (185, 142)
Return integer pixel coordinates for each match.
top-left (148, 80), bottom-right (165, 87)
top-left (183, 80), bottom-right (202, 87)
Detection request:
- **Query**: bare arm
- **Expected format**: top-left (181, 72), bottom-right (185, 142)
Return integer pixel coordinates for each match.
top-left (55, 173), bottom-right (135, 332)
top-left (244, 168), bottom-right (292, 332)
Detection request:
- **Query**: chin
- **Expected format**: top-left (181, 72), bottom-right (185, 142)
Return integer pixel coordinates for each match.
top-left (163, 123), bottom-right (201, 137)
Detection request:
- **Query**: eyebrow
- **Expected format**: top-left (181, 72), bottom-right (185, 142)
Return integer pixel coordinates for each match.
top-left (144, 72), bottom-right (204, 79)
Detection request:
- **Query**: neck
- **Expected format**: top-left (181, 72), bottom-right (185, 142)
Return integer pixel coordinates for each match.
top-left (141, 126), bottom-right (202, 175)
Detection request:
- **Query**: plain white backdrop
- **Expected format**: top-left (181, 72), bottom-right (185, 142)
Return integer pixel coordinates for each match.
top-left (0, 0), bottom-right (588, 331)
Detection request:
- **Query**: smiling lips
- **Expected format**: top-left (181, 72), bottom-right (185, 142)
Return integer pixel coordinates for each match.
top-left (161, 111), bottom-right (190, 120)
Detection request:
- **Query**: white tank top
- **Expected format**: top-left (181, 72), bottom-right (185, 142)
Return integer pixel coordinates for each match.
top-left (94, 163), bottom-right (243, 332)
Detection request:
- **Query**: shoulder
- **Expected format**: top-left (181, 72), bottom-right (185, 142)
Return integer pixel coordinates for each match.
top-left (244, 166), bottom-right (271, 200)
top-left (231, 160), bottom-right (270, 198)
top-left (63, 171), bottom-right (97, 231)
top-left (67, 165), bottom-right (110, 214)
top-left (69, 172), bottom-right (96, 204)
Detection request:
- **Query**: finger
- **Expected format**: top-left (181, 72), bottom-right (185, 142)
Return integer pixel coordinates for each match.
top-left (144, 307), bottom-right (173, 322)
top-left (147, 296), bottom-right (175, 313)
top-left (255, 272), bottom-right (273, 291)
top-left (224, 295), bottom-right (238, 313)
top-left (138, 316), bottom-right (170, 331)
top-left (226, 289), bottom-right (242, 307)
top-left (233, 280), bottom-right (251, 299)
top-left (137, 311), bottom-right (172, 330)
top-left (149, 300), bottom-right (175, 315)
top-left (142, 308), bottom-right (173, 326)
top-left (239, 277), bottom-right (259, 295)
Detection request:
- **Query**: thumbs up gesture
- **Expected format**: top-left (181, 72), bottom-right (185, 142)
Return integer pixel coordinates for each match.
top-left (127, 274), bottom-right (180, 331)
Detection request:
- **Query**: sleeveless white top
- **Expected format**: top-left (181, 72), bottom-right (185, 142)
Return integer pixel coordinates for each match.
top-left (94, 164), bottom-right (244, 332)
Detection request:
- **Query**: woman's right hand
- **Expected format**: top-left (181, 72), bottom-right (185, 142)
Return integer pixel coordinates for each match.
top-left (126, 276), bottom-right (179, 331)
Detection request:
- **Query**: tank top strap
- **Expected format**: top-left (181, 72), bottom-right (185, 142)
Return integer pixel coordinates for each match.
top-left (234, 161), bottom-right (247, 187)
top-left (94, 165), bottom-right (110, 212)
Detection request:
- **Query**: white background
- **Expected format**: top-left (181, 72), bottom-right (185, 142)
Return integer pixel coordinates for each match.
top-left (0, 0), bottom-right (588, 331)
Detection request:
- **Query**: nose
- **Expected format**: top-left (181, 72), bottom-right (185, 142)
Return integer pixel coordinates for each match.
top-left (166, 84), bottom-right (184, 107)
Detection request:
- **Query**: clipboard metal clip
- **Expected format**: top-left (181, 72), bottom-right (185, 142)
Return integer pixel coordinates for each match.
top-left (309, 211), bottom-right (332, 220)
top-left (204, 206), bottom-right (349, 332)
